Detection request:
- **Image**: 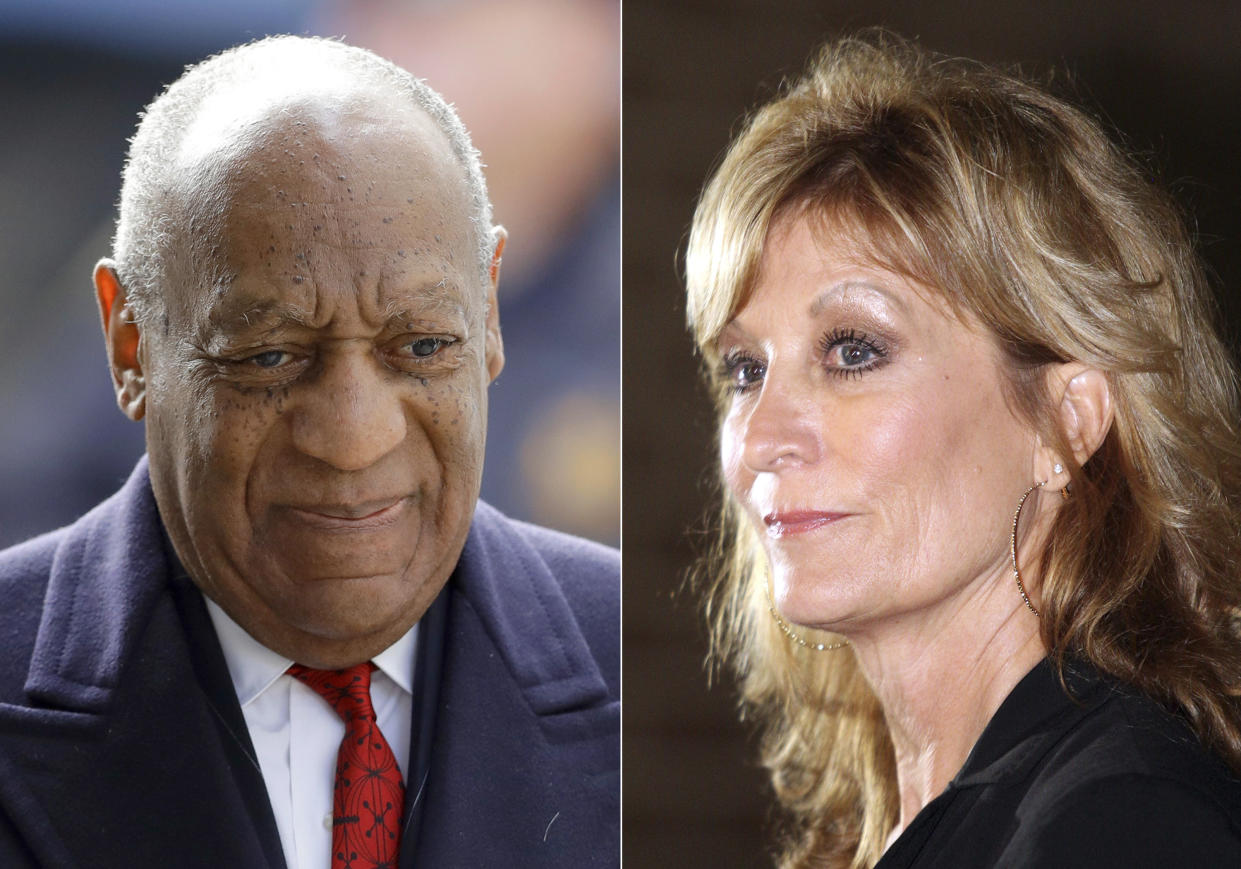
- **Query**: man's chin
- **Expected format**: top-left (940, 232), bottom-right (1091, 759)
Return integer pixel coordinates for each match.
top-left (239, 570), bottom-right (443, 665)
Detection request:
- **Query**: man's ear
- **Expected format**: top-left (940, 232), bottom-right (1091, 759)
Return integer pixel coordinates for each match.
top-left (94, 259), bottom-right (147, 421)
top-left (484, 226), bottom-right (506, 383)
top-left (1035, 362), bottom-right (1113, 484)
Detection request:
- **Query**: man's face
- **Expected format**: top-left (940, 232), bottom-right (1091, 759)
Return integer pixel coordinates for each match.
top-left (119, 104), bottom-right (501, 667)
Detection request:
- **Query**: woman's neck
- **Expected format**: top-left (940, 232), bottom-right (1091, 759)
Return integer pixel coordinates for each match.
top-left (848, 582), bottom-right (1045, 836)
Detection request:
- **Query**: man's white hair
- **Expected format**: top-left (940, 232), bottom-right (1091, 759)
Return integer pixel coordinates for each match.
top-left (113, 35), bottom-right (494, 324)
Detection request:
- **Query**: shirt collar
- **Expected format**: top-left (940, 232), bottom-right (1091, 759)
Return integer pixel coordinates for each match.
top-left (373, 623), bottom-right (417, 695)
top-left (205, 597), bottom-right (418, 707)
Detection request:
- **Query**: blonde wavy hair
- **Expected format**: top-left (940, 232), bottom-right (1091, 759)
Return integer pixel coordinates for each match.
top-left (685, 32), bottom-right (1241, 868)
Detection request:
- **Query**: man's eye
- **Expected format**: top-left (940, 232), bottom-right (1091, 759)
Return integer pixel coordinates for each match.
top-left (404, 337), bottom-right (451, 358)
top-left (246, 350), bottom-right (290, 368)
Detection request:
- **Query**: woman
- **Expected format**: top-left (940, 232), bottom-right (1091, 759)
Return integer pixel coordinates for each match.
top-left (685, 32), bottom-right (1241, 868)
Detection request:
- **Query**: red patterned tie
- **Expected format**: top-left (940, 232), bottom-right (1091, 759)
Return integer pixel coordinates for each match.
top-left (288, 662), bottom-right (405, 869)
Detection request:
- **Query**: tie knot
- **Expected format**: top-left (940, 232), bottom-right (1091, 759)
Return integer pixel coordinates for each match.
top-left (288, 661), bottom-right (378, 723)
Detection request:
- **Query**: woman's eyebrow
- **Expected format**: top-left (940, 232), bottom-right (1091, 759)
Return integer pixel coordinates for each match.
top-left (809, 280), bottom-right (908, 317)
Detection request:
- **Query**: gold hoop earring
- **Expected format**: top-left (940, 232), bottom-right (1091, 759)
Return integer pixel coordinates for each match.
top-left (766, 576), bottom-right (848, 651)
top-left (1011, 482), bottom-right (1043, 617)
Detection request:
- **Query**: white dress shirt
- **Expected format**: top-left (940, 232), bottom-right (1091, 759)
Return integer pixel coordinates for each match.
top-left (206, 599), bottom-right (417, 869)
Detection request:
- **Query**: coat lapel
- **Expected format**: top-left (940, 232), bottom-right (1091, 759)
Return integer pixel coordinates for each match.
top-left (408, 503), bottom-right (618, 868)
top-left (0, 459), bottom-right (283, 869)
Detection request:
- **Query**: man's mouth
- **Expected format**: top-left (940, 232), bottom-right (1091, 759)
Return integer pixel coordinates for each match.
top-left (286, 497), bottom-right (410, 530)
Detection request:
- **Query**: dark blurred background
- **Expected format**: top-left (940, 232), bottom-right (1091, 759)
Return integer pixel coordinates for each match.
top-left (0, 0), bottom-right (619, 548)
top-left (622, 1), bottom-right (1241, 865)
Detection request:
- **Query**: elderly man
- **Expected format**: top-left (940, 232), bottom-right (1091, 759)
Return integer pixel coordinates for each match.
top-left (0, 36), bottom-right (618, 869)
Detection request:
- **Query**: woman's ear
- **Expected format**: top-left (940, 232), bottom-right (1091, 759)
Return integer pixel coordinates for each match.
top-left (1036, 363), bottom-right (1113, 484)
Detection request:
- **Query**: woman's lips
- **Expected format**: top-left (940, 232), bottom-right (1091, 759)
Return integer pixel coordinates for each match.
top-left (763, 510), bottom-right (852, 537)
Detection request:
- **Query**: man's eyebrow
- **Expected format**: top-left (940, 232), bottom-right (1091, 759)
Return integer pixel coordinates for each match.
top-left (380, 277), bottom-right (472, 322)
top-left (382, 301), bottom-right (467, 325)
top-left (195, 283), bottom-right (472, 346)
top-left (204, 302), bottom-right (312, 337)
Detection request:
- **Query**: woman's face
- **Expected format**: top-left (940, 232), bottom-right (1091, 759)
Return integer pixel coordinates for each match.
top-left (717, 214), bottom-right (1040, 636)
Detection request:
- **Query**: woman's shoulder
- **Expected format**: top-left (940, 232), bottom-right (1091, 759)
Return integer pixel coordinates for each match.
top-left (882, 660), bottom-right (1241, 868)
top-left (1008, 759), bottom-right (1241, 866)
top-left (1003, 670), bottom-right (1241, 866)
top-left (1027, 667), bottom-right (1240, 799)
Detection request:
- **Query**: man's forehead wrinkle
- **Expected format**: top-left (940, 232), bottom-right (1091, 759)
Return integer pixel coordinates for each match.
top-left (191, 274), bottom-right (472, 345)
top-left (159, 82), bottom-right (482, 342)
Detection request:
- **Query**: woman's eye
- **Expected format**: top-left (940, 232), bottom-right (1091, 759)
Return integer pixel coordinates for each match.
top-left (831, 342), bottom-right (876, 366)
top-left (720, 352), bottom-right (766, 393)
top-left (821, 330), bottom-right (888, 376)
top-left (246, 350), bottom-right (290, 368)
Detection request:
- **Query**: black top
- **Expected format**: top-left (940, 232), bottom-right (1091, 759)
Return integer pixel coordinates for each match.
top-left (876, 658), bottom-right (1241, 868)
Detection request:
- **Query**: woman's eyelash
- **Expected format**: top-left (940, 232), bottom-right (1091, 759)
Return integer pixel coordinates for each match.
top-left (819, 328), bottom-right (889, 378)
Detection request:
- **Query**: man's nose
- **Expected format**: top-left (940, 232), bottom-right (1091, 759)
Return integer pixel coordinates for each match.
top-left (739, 371), bottom-right (821, 472)
top-left (290, 350), bottom-right (406, 471)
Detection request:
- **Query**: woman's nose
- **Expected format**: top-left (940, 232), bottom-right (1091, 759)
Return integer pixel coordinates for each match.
top-left (290, 350), bottom-right (407, 471)
top-left (739, 371), bottom-right (821, 472)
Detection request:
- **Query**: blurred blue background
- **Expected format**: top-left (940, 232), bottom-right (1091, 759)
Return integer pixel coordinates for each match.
top-left (0, 0), bottom-right (619, 546)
